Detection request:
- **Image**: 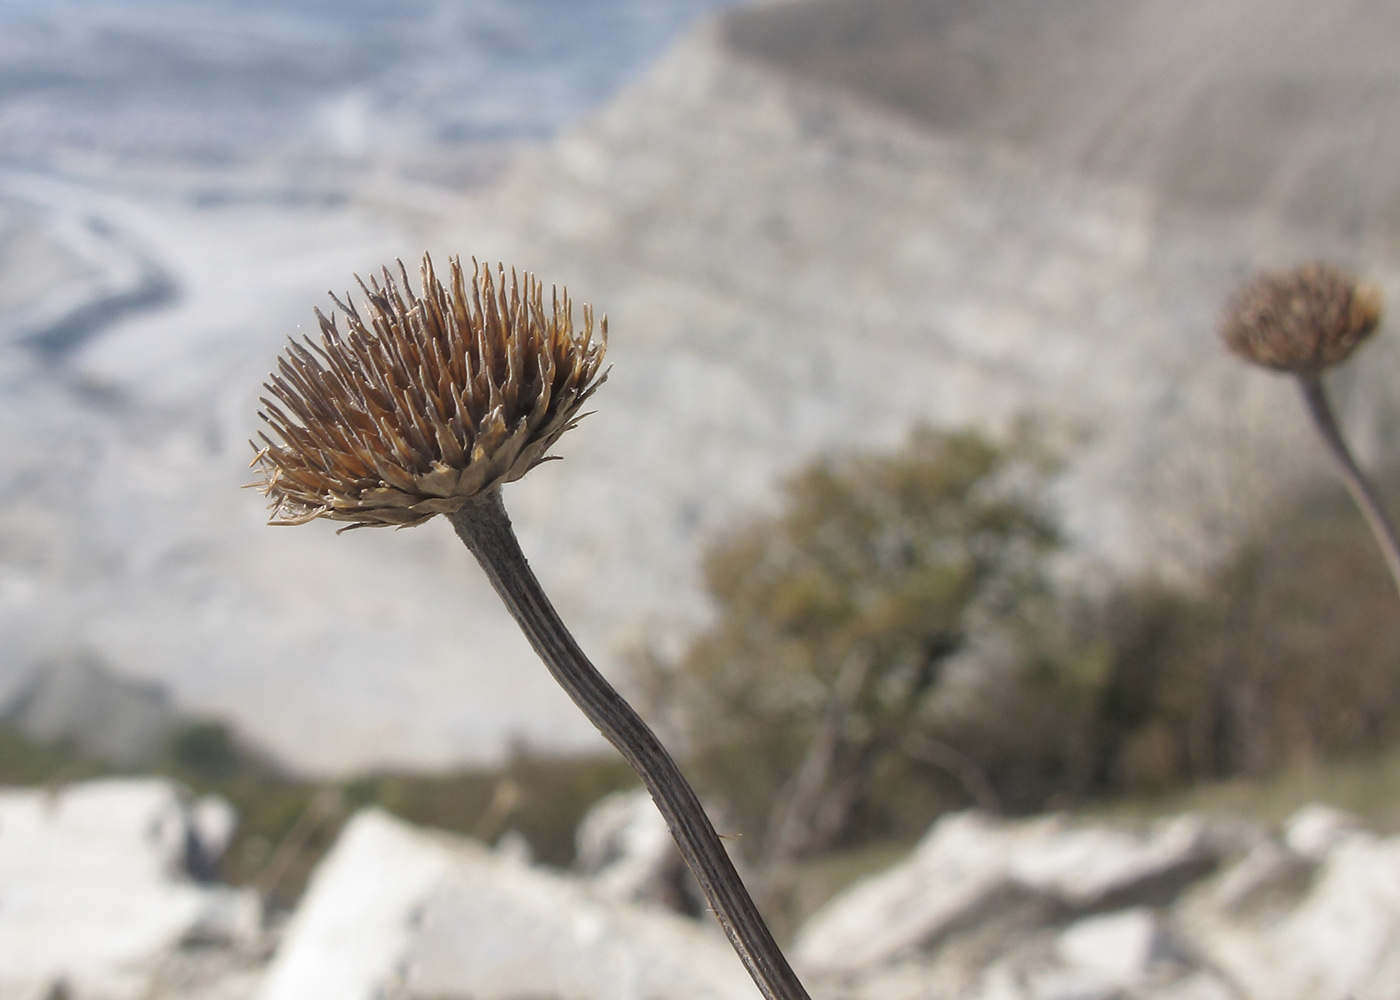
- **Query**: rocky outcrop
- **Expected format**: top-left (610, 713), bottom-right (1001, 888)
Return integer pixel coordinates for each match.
top-left (793, 805), bottom-right (1400, 1000)
top-left (0, 778), bottom-right (260, 1000)
top-left (255, 808), bottom-right (757, 1000)
top-left (1, 654), bottom-right (176, 766)
top-left (17, 781), bottom-right (1400, 1000)
top-left (792, 810), bottom-right (1244, 993)
top-left (451, 13), bottom-right (1400, 645)
top-left (575, 787), bottom-right (705, 915)
top-left (250, 796), bottom-right (1400, 1000)
top-left (1178, 805), bottom-right (1400, 1000)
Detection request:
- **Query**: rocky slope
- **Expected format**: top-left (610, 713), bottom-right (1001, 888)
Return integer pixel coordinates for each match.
top-left (727, 0), bottom-right (1400, 250)
top-left (0, 778), bottom-right (260, 1000)
top-left (18, 780), bottom-right (1400, 1000)
top-left (444, 10), bottom-right (1400, 650)
top-left (253, 796), bottom-right (1400, 1000)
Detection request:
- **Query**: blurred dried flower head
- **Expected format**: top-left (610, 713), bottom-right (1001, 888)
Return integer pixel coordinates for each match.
top-left (253, 253), bottom-right (607, 528)
top-left (1221, 262), bottom-right (1382, 375)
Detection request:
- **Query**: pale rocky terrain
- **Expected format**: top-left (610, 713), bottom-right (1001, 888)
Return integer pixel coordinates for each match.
top-left (0, 778), bottom-right (262, 1000)
top-left (0, 0), bottom-right (744, 772)
top-left (725, 0), bottom-right (1400, 251)
top-left (791, 804), bottom-right (1394, 1000)
top-left (8, 4), bottom-right (1400, 999)
top-left (447, 10), bottom-right (1400, 639)
top-left (15, 779), bottom-right (1400, 1000)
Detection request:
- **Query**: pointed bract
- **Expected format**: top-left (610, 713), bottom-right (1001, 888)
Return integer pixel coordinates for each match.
top-left (252, 254), bottom-right (608, 528)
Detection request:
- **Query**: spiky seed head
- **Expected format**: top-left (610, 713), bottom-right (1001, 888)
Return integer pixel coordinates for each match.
top-left (1221, 262), bottom-right (1382, 375)
top-left (252, 253), bottom-right (608, 529)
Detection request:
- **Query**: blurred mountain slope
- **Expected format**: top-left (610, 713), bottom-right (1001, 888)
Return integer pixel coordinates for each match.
top-left (446, 9), bottom-right (1400, 632)
top-left (726, 0), bottom-right (1400, 246)
top-left (0, 1), bottom-right (746, 774)
top-left (0, 0), bottom-right (745, 176)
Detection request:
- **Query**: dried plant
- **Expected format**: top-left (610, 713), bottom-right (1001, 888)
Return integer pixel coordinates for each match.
top-left (1222, 262), bottom-right (1381, 374)
top-left (1221, 262), bottom-right (1400, 597)
top-left (252, 253), bottom-right (811, 1000)
top-left (253, 255), bottom-right (606, 529)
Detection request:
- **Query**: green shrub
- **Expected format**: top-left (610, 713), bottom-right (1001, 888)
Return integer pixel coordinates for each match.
top-left (659, 428), bottom-right (1062, 864)
top-left (655, 429), bottom-right (1400, 870)
top-left (1096, 477), bottom-right (1400, 791)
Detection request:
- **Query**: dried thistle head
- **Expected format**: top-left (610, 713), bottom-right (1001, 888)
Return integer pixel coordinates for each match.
top-left (253, 253), bottom-right (607, 529)
top-left (1221, 262), bottom-right (1382, 375)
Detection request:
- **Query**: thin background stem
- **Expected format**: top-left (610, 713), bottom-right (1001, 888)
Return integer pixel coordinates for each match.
top-left (1298, 374), bottom-right (1400, 599)
top-left (449, 489), bottom-right (811, 1000)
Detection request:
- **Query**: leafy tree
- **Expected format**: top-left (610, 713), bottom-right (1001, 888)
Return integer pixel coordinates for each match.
top-left (1096, 479), bottom-right (1400, 792)
top-left (668, 428), bottom-right (1059, 874)
top-left (657, 428), bottom-right (1400, 910)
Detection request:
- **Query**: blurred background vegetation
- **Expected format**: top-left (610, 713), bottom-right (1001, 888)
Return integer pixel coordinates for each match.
top-left (632, 425), bottom-right (1400, 929)
top-left (5, 426), bottom-right (1400, 925)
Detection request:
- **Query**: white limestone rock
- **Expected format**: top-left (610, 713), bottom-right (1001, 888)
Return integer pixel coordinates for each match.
top-left (1008, 815), bottom-right (1221, 909)
top-left (1282, 804), bottom-right (1364, 861)
top-left (793, 812), bottom-right (1020, 977)
top-left (1182, 809), bottom-right (1400, 1000)
top-left (0, 778), bottom-right (260, 1000)
top-left (256, 807), bottom-right (757, 1000)
top-left (793, 811), bottom-right (1229, 979)
top-left (575, 788), bottom-right (700, 914)
top-left (1054, 909), bottom-right (1187, 989)
top-left (191, 794), bottom-right (241, 864)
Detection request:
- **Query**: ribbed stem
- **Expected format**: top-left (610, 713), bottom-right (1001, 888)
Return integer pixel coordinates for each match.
top-left (448, 490), bottom-right (811, 1000)
top-left (1298, 374), bottom-right (1400, 599)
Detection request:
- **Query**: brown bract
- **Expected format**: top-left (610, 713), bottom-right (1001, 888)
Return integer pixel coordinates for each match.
top-left (1221, 262), bottom-right (1382, 375)
top-left (252, 254), bottom-right (607, 529)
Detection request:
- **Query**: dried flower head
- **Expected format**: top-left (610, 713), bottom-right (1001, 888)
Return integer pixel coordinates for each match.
top-left (1221, 262), bottom-right (1382, 374)
top-left (253, 253), bottom-right (607, 528)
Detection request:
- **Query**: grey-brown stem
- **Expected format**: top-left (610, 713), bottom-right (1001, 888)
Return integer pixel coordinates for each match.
top-left (1298, 374), bottom-right (1400, 599)
top-left (448, 489), bottom-right (811, 1000)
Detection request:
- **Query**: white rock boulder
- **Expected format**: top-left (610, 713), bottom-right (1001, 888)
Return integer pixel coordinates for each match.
top-left (793, 810), bottom-right (1227, 978)
top-left (1182, 810), bottom-right (1400, 1000)
top-left (791, 804), bottom-right (1400, 1000)
top-left (575, 788), bottom-right (701, 914)
top-left (0, 778), bottom-right (259, 1000)
top-left (1054, 908), bottom-right (1187, 990)
top-left (256, 807), bottom-right (758, 1000)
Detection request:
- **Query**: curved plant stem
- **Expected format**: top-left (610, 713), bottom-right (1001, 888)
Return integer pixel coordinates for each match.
top-left (448, 489), bottom-right (812, 1000)
top-left (1298, 374), bottom-right (1400, 599)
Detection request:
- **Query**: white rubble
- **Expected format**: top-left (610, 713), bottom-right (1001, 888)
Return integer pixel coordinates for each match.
top-left (1054, 909), bottom-right (1186, 990)
top-left (21, 783), bottom-right (1400, 1000)
top-left (792, 805), bottom-right (1400, 1000)
top-left (793, 810), bottom-right (1228, 977)
top-left (190, 794), bottom-right (241, 866)
top-left (1281, 803), bottom-right (1364, 860)
top-left (256, 807), bottom-right (758, 1000)
top-left (1181, 821), bottom-right (1400, 1000)
top-left (575, 787), bottom-right (701, 914)
top-left (0, 778), bottom-right (260, 1000)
